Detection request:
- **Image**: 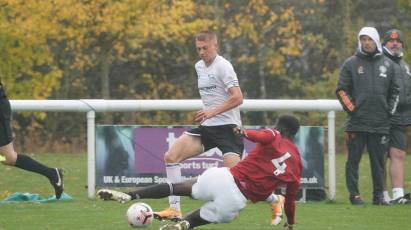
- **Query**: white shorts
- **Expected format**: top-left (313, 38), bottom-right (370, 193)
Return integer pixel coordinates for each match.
top-left (192, 167), bottom-right (247, 223)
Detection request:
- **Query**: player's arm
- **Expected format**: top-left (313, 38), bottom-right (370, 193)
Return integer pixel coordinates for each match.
top-left (195, 86), bottom-right (243, 122)
top-left (335, 62), bottom-right (355, 114)
top-left (284, 181), bottom-right (300, 228)
top-left (235, 128), bottom-right (277, 145)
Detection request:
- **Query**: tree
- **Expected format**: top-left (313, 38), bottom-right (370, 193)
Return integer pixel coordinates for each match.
top-left (0, 0), bottom-right (62, 99)
top-left (196, 0), bottom-right (303, 124)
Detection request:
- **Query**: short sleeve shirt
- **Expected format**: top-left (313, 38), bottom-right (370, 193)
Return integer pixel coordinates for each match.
top-left (194, 55), bottom-right (241, 126)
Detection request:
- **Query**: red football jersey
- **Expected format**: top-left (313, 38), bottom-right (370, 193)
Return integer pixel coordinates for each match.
top-left (230, 128), bottom-right (302, 224)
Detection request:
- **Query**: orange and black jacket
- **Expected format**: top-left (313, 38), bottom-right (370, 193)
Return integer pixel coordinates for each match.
top-left (383, 48), bottom-right (411, 126)
top-left (336, 50), bottom-right (400, 134)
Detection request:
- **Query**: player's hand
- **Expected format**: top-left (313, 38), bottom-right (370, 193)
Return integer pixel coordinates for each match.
top-left (195, 109), bottom-right (218, 123)
top-left (233, 126), bottom-right (245, 136)
top-left (283, 223), bottom-right (293, 230)
top-left (195, 110), bottom-right (208, 123)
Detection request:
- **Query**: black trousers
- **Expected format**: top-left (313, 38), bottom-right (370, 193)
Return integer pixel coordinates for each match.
top-left (0, 95), bottom-right (13, 146)
top-left (345, 132), bottom-right (388, 200)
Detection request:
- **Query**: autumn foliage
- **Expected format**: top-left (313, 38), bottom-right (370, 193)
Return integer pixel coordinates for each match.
top-left (0, 0), bottom-right (409, 152)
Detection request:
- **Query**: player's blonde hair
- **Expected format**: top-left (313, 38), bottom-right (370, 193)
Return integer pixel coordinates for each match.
top-left (195, 30), bottom-right (218, 44)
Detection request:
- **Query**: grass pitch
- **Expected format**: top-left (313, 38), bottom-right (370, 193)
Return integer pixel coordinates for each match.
top-left (0, 153), bottom-right (410, 230)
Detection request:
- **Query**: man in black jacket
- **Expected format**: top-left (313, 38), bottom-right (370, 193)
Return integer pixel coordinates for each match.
top-left (336, 26), bottom-right (400, 205)
top-left (381, 29), bottom-right (411, 204)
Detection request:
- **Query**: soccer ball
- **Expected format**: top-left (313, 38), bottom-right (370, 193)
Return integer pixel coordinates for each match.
top-left (126, 202), bottom-right (154, 228)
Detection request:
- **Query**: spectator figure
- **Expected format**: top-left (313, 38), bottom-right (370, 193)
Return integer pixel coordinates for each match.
top-left (336, 26), bottom-right (400, 205)
top-left (382, 29), bottom-right (411, 204)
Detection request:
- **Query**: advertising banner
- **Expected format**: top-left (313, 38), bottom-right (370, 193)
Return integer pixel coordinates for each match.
top-left (96, 126), bottom-right (324, 188)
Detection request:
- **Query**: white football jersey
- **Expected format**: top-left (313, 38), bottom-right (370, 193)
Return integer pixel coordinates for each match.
top-left (194, 55), bottom-right (242, 126)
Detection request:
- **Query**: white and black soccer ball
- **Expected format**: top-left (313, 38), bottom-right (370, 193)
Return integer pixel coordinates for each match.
top-left (126, 202), bottom-right (154, 228)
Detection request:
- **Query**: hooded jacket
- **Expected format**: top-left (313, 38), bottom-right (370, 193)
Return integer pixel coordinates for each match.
top-left (383, 46), bottom-right (411, 125)
top-left (336, 27), bottom-right (400, 134)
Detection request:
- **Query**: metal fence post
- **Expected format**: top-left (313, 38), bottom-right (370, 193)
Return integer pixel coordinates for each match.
top-left (327, 111), bottom-right (336, 201)
top-left (87, 110), bottom-right (96, 199)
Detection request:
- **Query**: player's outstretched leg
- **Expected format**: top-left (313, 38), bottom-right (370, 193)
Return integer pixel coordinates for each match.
top-left (97, 189), bottom-right (131, 203)
top-left (98, 184), bottom-right (172, 204)
top-left (98, 181), bottom-right (192, 221)
top-left (50, 168), bottom-right (64, 199)
top-left (270, 194), bottom-right (285, 225)
top-left (12, 153), bottom-right (64, 199)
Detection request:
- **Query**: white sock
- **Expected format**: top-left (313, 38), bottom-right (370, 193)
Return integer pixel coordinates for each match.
top-left (392, 187), bottom-right (404, 200)
top-left (383, 191), bottom-right (391, 203)
top-left (266, 193), bottom-right (279, 204)
top-left (166, 163), bottom-right (182, 211)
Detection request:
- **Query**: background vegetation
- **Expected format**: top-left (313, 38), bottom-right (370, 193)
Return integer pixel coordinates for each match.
top-left (1, 0), bottom-right (411, 153)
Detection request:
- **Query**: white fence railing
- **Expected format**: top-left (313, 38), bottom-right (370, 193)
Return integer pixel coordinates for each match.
top-left (11, 99), bottom-right (343, 200)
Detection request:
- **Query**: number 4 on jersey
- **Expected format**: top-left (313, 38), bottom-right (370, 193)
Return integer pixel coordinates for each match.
top-left (271, 152), bottom-right (291, 176)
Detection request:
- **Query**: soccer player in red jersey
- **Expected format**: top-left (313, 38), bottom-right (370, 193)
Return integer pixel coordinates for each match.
top-left (98, 115), bottom-right (302, 230)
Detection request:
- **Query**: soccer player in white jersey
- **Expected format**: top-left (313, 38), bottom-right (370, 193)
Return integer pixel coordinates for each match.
top-left (153, 30), bottom-right (244, 220)
top-left (98, 30), bottom-right (285, 224)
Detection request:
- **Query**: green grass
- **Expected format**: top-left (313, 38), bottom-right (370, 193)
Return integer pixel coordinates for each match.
top-left (1, 153), bottom-right (410, 230)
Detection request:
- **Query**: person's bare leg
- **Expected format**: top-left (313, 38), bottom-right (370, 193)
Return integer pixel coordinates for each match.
top-left (0, 142), bottom-right (17, 165)
top-left (383, 158), bottom-right (391, 202)
top-left (157, 134), bottom-right (202, 219)
top-left (389, 147), bottom-right (406, 200)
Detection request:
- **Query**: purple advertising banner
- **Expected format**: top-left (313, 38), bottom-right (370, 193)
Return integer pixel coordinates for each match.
top-left (96, 126), bottom-right (324, 188)
top-left (133, 127), bottom-right (254, 175)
